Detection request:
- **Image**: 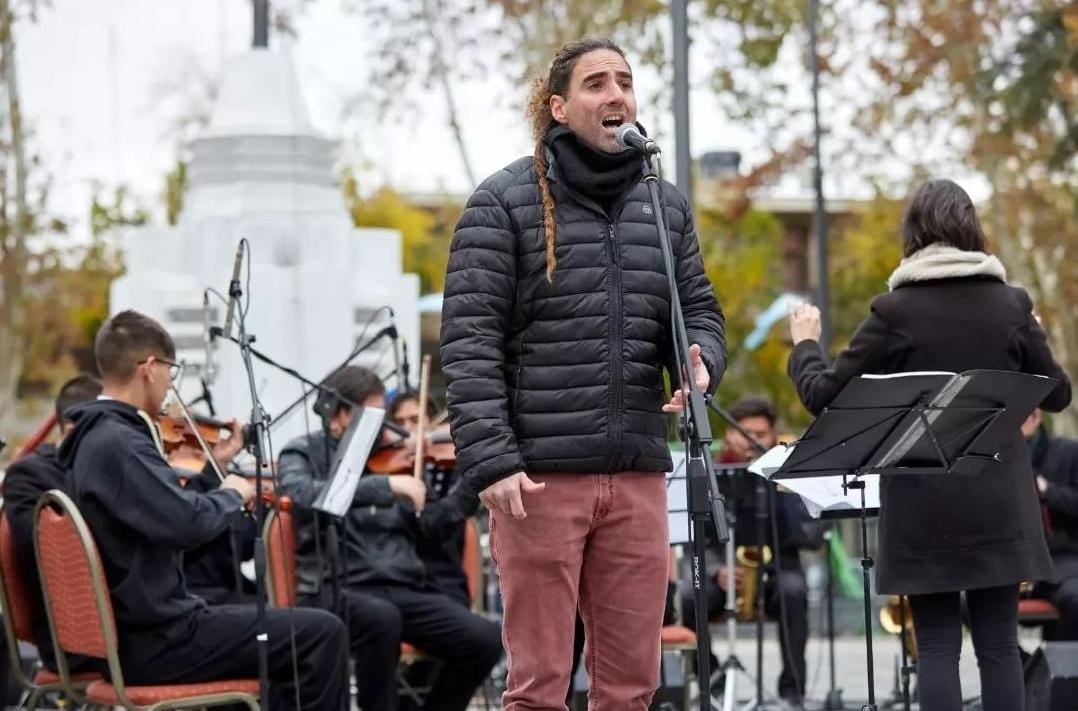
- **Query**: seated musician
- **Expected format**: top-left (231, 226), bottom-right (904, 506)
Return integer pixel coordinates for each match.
top-left (1024, 408), bottom-right (1078, 639)
top-left (388, 390), bottom-right (480, 608)
top-left (60, 310), bottom-right (348, 710)
top-left (3, 374), bottom-right (107, 675)
top-left (679, 397), bottom-right (819, 706)
top-left (278, 365), bottom-right (501, 711)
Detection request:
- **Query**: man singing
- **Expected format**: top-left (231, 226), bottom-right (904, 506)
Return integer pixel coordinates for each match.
top-left (440, 38), bottom-right (726, 710)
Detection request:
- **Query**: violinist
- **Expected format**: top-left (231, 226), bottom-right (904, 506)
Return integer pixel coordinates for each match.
top-left (278, 365), bottom-right (501, 711)
top-left (2, 374), bottom-right (107, 675)
top-left (389, 390), bottom-right (481, 609)
top-left (60, 309), bottom-right (348, 710)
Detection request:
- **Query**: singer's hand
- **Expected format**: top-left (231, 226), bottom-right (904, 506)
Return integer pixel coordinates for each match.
top-left (389, 475), bottom-right (427, 513)
top-left (788, 302), bottom-right (822, 345)
top-left (663, 344), bottom-right (709, 414)
top-left (480, 472), bottom-right (546, 519)
top-left (211, 418), bottom-right (246, 463)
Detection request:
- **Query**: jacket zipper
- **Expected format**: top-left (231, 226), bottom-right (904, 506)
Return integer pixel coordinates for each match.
top-left (607, 223), bottom-right (624, 468)
top-left (515, 335), bottom-right (525, 419)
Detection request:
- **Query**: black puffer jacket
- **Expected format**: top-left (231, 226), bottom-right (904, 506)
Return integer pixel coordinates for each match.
top-left (440, 152), bottom-right (726, 495)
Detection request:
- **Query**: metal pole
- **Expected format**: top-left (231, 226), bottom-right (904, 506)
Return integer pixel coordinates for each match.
top-left (809, 0), bottom-right (831, 352)
top-left (253, 0), bottom-right (270, 48)
top-left (671, 0), bottom-right (693, 207)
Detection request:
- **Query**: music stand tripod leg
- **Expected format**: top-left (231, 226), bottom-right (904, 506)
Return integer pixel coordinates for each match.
top-left (715, 514), bottom-right (752, 711)
top-left (823, 525), bottom-right (853, 710)
top-left (847, 479), bottom-right (879, 711)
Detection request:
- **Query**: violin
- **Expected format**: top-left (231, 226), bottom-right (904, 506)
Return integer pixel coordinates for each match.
top-left (366, 355), bottom-right (457, 475)
top-left (158, 409), bottom-right (237, 475)
top-left (366, 425), bottom-right (457, 474)
top-left (163, 385), bottom-right (280, 511)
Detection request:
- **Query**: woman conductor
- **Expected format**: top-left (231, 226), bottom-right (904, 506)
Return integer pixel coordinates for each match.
top-left (786, 178), bottom-right (1071, 710)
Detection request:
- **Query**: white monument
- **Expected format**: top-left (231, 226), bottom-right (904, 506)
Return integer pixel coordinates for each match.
top-left (110, 48), bottom-right (419, 446)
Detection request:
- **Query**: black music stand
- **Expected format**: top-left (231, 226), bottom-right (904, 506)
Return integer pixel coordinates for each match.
top-left (770, 369), bottom-right (1059, 711)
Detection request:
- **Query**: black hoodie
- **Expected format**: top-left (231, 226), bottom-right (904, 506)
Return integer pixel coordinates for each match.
top-left (58, 399), bottom-right (244, 635)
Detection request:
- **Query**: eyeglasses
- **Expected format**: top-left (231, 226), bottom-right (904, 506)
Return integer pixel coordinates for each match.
top-left (137, 356), bottom-right (182, 381)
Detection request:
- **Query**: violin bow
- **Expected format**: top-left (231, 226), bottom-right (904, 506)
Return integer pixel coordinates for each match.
top-left (168, 381), bottom-right (228, 483)
top-left (412, 355), bottom-right (433, 480)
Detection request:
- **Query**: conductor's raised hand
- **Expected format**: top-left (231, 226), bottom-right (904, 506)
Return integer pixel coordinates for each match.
top-left (788, 302), bottom-right (822, 345)
top-left (480, 472), bottom-right (546, 519)
top-left (663, 343), bottom-right (710, 414)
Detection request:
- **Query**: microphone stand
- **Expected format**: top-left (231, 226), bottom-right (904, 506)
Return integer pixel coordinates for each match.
top-left (222, 264), bottom-right (271, 709)
top-left (641, 151), bottom-right (730, 711)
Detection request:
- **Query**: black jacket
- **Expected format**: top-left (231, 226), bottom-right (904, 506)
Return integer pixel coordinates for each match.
top-left (3, 445), bottom-right (72, 668)
top-left (1029, 427), bottom-right (1078, 580)
top-left (183, 474), bottom-right (257, 605)
top-left (789, 275), bottom-right (1070, 595)
top-left (58, 400), bottom-right (244, 636)
top-left (440, 153), bottom-right (727, 495)
top-left (277, 431), bottom-right (473, 594)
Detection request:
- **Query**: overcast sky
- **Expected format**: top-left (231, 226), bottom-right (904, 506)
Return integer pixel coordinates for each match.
top-left (20, 0), bottom-right (802, 234)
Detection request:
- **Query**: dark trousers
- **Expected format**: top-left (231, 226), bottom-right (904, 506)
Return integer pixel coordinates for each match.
top-left (1040, 575), bottom-right (1078, 640)
top-left (300, 587), bottom-right (403, 711)
top-left (120, 605), bottom-right (348, 711)
top-left (908, 584), bottom-right (1022, 711)
top-left (359, 584), bottom-right (502, 711)
top-left (681, 566), bottom-right (809, 700)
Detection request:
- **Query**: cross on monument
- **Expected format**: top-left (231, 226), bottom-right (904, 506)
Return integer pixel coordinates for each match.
top-left (253, 0), bottom-right (269, 48)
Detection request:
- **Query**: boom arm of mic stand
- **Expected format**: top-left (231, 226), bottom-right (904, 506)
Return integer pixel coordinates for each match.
top-left (703, 394), bottom-right (770, 459)
top-left (211, 331), bottom-right (410, 440)
top-left (263, 325), bottom-right (400, 429)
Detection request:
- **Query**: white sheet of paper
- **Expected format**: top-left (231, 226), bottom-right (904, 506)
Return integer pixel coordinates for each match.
top-left (775, 474), bottom-right (881, 518)
top-left (665, 451), bottom-right (689, 545)
top-left (748, 444), bottom-right (794, 477)
top-left (749, 444), bottom-right (880, 518)
top-left (313, 406), bottom-right (385, 517)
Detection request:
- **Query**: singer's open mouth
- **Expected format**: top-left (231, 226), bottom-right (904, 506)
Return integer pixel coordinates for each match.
top-left (601, 115), bottom-right (624, 129)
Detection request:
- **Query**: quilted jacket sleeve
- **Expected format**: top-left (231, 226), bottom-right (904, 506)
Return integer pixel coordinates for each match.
top-left (674, 199), bottom-right (727, 394)
top-left (440, 171), bottom-right (527, 496)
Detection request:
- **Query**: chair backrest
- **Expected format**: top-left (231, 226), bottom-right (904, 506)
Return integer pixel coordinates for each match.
top-left (0, 506), bottom-right (38, 689)
top-left (0, 509), bottom-right (37, 643)
top-left (34, 490), bottom-right (118, 667)
top-left (263, 497), bottom-right (296, 608)
top-left (461, 518), bottom-right (482, 611)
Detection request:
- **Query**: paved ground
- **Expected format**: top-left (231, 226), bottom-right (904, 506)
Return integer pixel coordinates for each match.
top-left (556, 626), bottom-right (1048, 710)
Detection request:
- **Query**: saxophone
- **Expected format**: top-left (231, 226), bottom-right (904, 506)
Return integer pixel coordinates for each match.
top-left (735, 545), bottom-right (772, 620)
top-left (879, 595), bottom-right (917, 660)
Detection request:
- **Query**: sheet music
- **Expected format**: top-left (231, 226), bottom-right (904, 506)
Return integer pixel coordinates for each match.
top-left (751, 444), bottom-right (880, 518)
top-left (313, 406), bottom-right (385, 518)
top-left (666, 451), bottom-right (689, 544)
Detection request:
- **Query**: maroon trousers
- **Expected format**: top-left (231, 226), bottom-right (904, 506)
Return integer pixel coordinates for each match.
top-left (491, 472), bottom-right (669, 710)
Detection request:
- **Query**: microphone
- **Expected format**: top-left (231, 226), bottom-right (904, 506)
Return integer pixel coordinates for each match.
top-left (392, 333), bottom-right (405, 393)
top-left (202, 291), bottom-right (216, 386)
top-left (222, 241), bottom-right (244, 339)
top-left (400, 338), bottom-right (411, 392)
top-left (615, 123), bottom-right (660, 155)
